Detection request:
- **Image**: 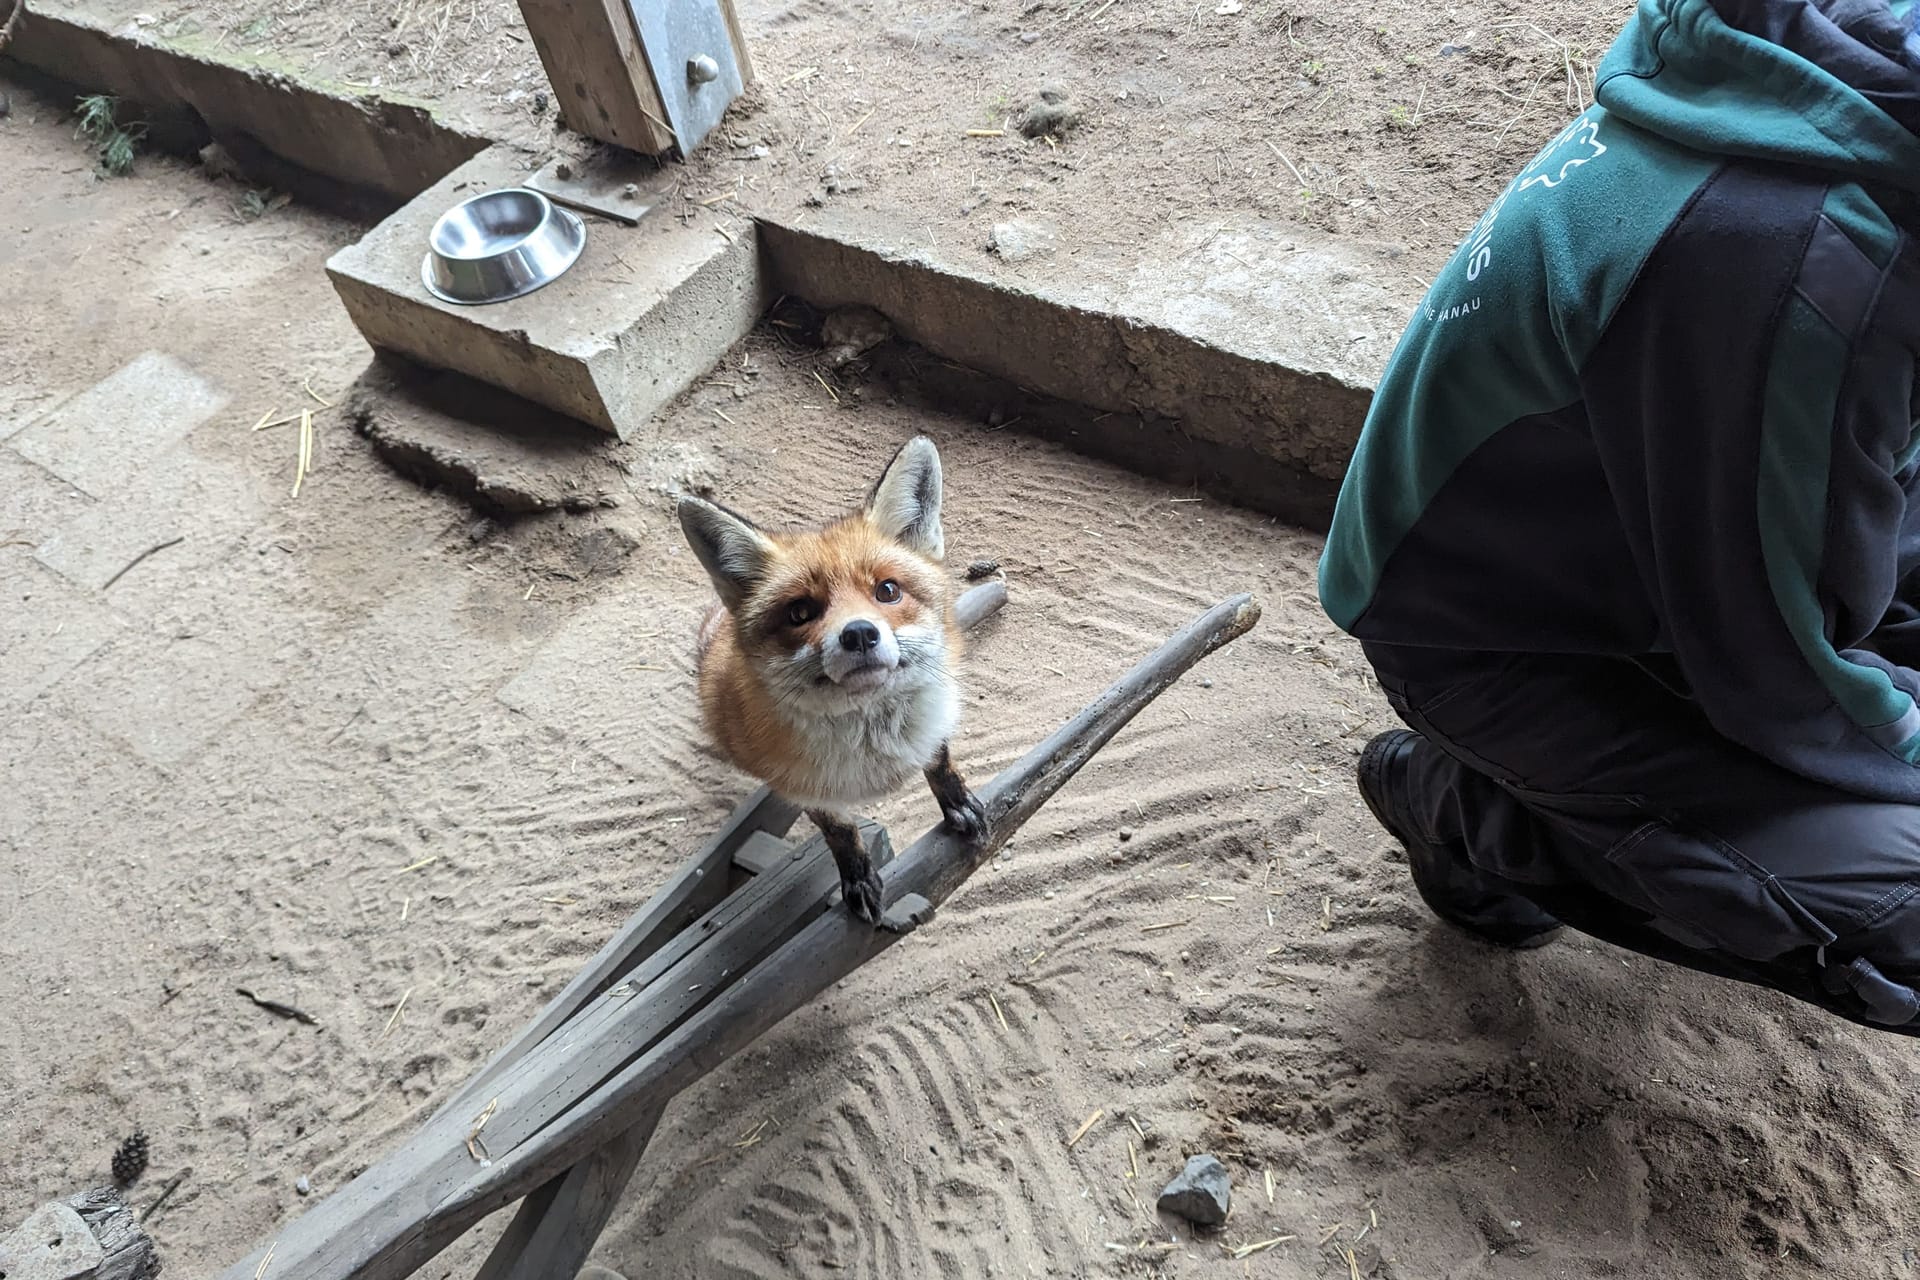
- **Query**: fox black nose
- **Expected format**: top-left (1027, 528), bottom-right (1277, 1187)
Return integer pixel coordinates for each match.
top-left (840, 619), bottom-right (881, 653)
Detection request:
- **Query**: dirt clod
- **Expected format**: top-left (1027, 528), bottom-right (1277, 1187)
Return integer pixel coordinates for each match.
top-left (1017, 85), bottom-right (1082, 139)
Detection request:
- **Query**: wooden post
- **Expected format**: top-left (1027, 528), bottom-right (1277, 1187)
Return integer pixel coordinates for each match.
top-left (0, 1188), bottom-right (161, 1280)
top-left (517, 0), bottom-right (753, 158)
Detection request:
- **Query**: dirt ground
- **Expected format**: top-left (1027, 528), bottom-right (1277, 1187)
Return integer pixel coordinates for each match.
top-left (7, 75), bottom-right (1920, 1280)
top-left (30, 0), bottom-right (1633, 285)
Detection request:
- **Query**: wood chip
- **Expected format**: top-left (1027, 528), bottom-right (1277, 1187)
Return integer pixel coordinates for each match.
top-left (1230, 1235), bottom-right (1294, 1260)
top-left (1142, 919), bottom-right (1190, 933)
top-left (965, 128), bottom-right (1005, 137)
top-left (397, 855), bottom-right (439, 874)
top-left (253, 1240), bottom-right (278, 1279)
top-left (1067, 1109), bottom-right (1104, 1148)
top-left (1265, 1167), bottom-right (1275, 1204)
top-left (990, 992), bottom-right (1010, 1032)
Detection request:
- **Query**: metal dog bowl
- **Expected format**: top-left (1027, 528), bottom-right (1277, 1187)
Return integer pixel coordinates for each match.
top-left (421, 187), bottom-right (586, 305)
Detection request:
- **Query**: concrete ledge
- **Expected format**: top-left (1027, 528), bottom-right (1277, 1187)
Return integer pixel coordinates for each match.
top-left (3, 7), bottom-right (488, 208)
top-left (325, 146), bottom-right (767, 440)
top-left (758, 211), bottom-right (1405, 498)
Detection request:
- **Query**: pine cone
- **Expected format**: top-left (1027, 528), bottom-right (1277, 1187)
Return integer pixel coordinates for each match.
top-left (112, 1130), bottom-right (151, 1187)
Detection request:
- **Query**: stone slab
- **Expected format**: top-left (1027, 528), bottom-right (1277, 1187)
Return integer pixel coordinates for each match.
top-left (0, 449), bottom-right (94, 539)
top-left (0, 555), bottom-right (125, 714)
top-left (0, 1203), bottom-right (103, 1280)
top-left (9, 351), bottom-right (228, 498)
top-left (33, 443), bottom-right (267, 594)
top-left (325, 145), bottom-right (767, 441)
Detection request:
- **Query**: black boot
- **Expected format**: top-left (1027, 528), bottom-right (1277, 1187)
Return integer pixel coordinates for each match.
top-left (1359, 730), bottom-right (1565, 950)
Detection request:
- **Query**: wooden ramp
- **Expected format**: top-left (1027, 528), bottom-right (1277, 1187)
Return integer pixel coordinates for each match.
top-left (215, 584), bottom-right (1261, 1280)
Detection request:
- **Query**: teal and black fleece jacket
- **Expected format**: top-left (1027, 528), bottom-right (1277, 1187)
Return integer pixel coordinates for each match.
top-left (1318, 0), bottom-right (1920, 803)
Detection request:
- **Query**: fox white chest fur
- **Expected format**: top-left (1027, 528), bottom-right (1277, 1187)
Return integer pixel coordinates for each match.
top-left (677, 435), bottom-right (989, 924)
top-left (776, 650), bottom-right (961, 811)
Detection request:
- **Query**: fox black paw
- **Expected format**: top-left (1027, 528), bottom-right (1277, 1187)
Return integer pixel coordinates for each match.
top-left (842, 868), bottom-right (885, 924)
top-left (942, 791), bottom-right (990, 846)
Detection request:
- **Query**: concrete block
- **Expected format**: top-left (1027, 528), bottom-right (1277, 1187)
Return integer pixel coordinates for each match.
top-left (758, 208), bottom-right (1415, 528)
top-left (5, 8), bottom-right (489, 208)
top-left (326, 146), bottom-right (768, 441)
top-left (33, 444), bottom-right (267, 595)
top-left (0, 556), bottom-right (124, 713)
top-left (10, 352), bottom-right (228, 498)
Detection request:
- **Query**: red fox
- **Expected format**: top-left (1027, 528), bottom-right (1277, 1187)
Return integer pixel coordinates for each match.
top-left (677, 436), bottom-right (989, 924)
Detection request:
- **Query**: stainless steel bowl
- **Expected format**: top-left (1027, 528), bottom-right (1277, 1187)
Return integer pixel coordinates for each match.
top-left (420, 188), bottom-right (586, 305)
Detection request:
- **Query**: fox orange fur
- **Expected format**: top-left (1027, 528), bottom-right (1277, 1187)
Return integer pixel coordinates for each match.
top-left (677, 436), bottom-right (988, 923)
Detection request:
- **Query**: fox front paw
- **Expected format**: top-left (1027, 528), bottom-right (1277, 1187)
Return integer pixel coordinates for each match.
top-left (942, 790), bottom-right (990, 846)
top-left (842, 866), bottom-right (886, 925)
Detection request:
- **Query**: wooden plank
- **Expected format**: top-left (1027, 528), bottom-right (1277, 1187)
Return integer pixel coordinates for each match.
top-left (731, 830), bottom-right (795, 877)
top-left (416, 596), bottom-right (1264, 1248)
top-left (435, 785), bottom-right (798, 1124)
top-left (469, 1107), bottom-right (661, 1280)
top-left (516, 0), bottom-right (674, 155)
top-left (717, 0), bottom-right (755, 88)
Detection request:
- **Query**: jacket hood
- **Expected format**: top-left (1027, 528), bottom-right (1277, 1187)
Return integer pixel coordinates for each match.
top-left (1596, 0), bottom-right (1920, 191)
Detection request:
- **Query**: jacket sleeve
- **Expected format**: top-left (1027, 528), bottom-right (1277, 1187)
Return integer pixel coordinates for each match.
top-left (1581, 166), bottom-right (1920, 803)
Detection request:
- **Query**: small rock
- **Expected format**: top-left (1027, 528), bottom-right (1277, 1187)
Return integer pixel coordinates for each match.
top-left (822, 165), bottom-right (865, 196)
top-left (1200, 677), bottom-right (1214, 688)
top-left (1020, 30), bottom-right (1040, 42)
top-left (622, 182), bottom-right (640, 198)
top-left (1118, 827), bottom-right (1134, 842)
top-left (554, 161), bottom-right (574, 181)
top-left (749, 144), bottom-right (771, 159)
top-left (1017, 85), bottom-right (1083, 138)
top-left (988, 218), bottom-right (1057, 262)
top-left (386, 42), bottom-right (407, 57)
top-left (531, 90), bottom-right (549, 114)
top-left (295, 1175), bottom-right (311, 1196)
top-left (1158, 1154), bottom-right (1232, 1226)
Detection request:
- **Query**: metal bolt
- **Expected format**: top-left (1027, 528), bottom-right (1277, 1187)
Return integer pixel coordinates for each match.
top-left (688, 54), bottom-right (720, 85)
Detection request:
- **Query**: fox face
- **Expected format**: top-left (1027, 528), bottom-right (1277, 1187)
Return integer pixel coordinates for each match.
top-left (678, 436), bottom-right (957, 719)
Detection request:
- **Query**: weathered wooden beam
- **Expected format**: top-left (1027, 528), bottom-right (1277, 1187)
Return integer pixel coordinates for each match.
top-left (468, 1106), bottom-right (662, 1280)
top-left (434, 785), bottom-right (798, 1126)
top-left (407, 594), bottom-right (1263, 1257)
top-left (0, 1188), bottom-right (161, 1280)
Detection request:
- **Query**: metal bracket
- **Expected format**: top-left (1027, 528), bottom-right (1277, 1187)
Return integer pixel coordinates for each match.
top-left (629, 0), bottom-right (744, 157)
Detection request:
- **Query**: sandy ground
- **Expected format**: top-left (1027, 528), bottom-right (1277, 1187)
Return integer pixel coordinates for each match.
top-left (7, 78), bottom-right (1920, 1280)
top-left (29, 0), bottom-right (1634, 283)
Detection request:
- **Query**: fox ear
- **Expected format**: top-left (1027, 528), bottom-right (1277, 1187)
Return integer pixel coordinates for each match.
top-left (864, 435), bottom-right (945, 560)
top-left (678, 497), bottom-right (776, 611)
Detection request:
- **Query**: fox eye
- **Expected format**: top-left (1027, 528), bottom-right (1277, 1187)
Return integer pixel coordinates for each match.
top-left (874, 579), bottom-right (902, 604)
top-left (785, 599), bottom-right (820, 626)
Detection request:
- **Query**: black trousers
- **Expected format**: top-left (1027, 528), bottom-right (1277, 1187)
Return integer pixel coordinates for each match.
top-left (1364, 642), bottom-right (1920, 1033)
